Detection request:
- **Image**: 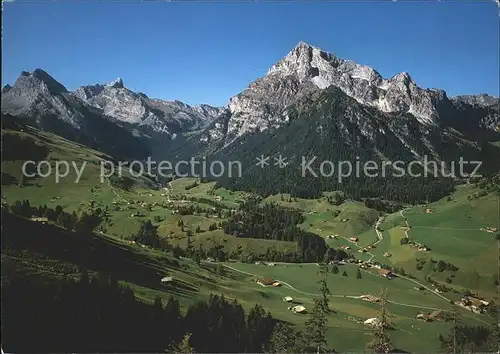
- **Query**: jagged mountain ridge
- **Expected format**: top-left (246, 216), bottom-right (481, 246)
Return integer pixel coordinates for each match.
top-left (197, 42), bottom-right (498, 149)
top-left (2, 42), bottom-right (499, 178)
top-left (167, 41), bottom-right (500, 202)
top-left (1, 70), bottom-right (150, 159)
top-left (75, 79), bottom-right (224, 138)
top-left (191, 86), bottom-right (500, 203)
top-left (1, 69), bottom-right (223, 159)
top-left (190, 41), bottom-right (498, 149)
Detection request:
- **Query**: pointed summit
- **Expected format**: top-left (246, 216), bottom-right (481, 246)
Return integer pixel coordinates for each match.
top-left (294, 41), bottom-right (312, 50)
top-left (290, 41), bottom-right (315, 56)
top-left (2, 84), bottom-right (12, 94)
top-left (107, 77), bottom-right (124, 89)
top-left (15, 69), bottom-right (68, 94)
top-left (392, 71), bottom-right (415, 85)
top-left (33, 69), bottom-right (68, 93)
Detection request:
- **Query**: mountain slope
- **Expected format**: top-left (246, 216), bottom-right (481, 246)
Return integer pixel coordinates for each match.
top-left (75, 78), bottom-right (223, 138)
top-left (172, 42), bottom-right (499, 202)
top-left (1, 70), bottom-right (223, 160)
top-left (200, 87), bottom-right (500, 202)
top-left (1, 71), bottom-right (150, 159)
top-left (197, 42), bottom-right (498, 148)
top-left (2, 44), bottom-right (499, 204)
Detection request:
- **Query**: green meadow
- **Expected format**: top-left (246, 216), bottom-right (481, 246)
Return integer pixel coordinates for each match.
top-left (2, 126), bottom-right (498, 353)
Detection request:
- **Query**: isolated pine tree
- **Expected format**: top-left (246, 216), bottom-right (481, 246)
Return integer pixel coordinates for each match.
top-left (366, 289), bottom-right (393, 353)
top-left (318, 278), bottom-right (331, 313)
top-left (268, 322), bottom-right (306, 353)
top-left (486, 320), bottom-right (500, 353)
top-left (305, 276), bottom-right (331, 353)
top-left (356, 268), bottom-right (362, 279)
top-left (18, 173), bottom-right (25, 187)
top-left (439, 306), bottom-right (466, 354)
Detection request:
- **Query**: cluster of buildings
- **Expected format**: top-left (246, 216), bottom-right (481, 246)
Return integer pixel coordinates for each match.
top-left (455, 296), bottom-right (490, 314)
top-left (282, 297), bottom-right (306, 314)
top-left (358, 244), bottom-right (377, 253)
top-left (402, 239), bottom-right (430, 252)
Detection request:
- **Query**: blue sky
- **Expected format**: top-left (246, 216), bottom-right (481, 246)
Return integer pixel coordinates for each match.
top-left (2, 1), bottom-right (499, 107)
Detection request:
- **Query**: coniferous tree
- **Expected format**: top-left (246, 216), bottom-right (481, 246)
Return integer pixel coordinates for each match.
top-left (485, 320), bottom-right (500, 353)
top-left (246, 304), bottom-right (274, 353)
top-left (318, 277), bottom-right (331, 313)
top-left (56, 212), bottom-right (73, 230)
top-left (305, 277), bottom-right (331, 353)
top-left (74, 212), bottom-right (94, 235)
top-left (133, 220), bottom-right (160, 249)
top-left (268, 322), bottom-right (306, 353)
top-left (170, 333), bottom-right (195, 353)
top-left (356, 268), bottom-right (362, 279)
top-left (439, 306), bottom-right (466, 354)
top-left (366, 289), bottom-right (393, 354)
top-left (18, 173), bottom-right (25, 187)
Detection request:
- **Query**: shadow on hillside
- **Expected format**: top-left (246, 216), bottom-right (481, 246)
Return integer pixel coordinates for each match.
top-left (1, 212), bottom-right (199, 298)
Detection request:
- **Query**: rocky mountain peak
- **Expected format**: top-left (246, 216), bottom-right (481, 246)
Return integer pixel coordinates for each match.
top-left (227, 42), bottom-right (457, 129)
top-left (267, 41), bottom-right (339, 82)
top-left (72, 76), bottom-right (223, 135)
top-left (15, 69), bottom-right (68, 95)
top-left (107, 77), bottom-right (124, 89)
top-left (391, 71), bottom-right (415, 86)
top-left (294, 40), bottom-right (312, 50)
top-left (2, 84), bottom-right (12, 94)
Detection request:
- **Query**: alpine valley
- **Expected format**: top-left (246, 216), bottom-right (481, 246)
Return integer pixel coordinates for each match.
top-left (3, 42), bottom-right (499, 203)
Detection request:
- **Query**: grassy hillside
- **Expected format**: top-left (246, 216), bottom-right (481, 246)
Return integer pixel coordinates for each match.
top-left (2, 124), bottom-right (498, 353)
top-left (1, 125), bottom-right (155, 210)
top-left (374, 184), bottom-right (499, 299)
top-left (4, 211), bottom-right (491, 353)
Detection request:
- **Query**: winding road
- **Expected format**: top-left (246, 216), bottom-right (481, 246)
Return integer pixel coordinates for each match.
top-left (216, 261), bottom-right (446, 311)
top-left (105, 176), bottom-right (128, 203)
top-left (394, 209), bottom-right (452, 302)
top-left (365, 216), bottom-right (384, 262)
top-left (400, 209), bottom-right (410, 238)
top-left (373, 216), bottom-right (384, 246)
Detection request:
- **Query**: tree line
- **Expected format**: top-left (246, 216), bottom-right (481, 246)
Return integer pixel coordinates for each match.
top-left (222, 199), bottom-right (328, 262)
top-left (1, 266), bottom-right (276, 353)
top-left (363, 198), bottom-right (403, 213)
top-left (8, 199), bottom-right (102, 235)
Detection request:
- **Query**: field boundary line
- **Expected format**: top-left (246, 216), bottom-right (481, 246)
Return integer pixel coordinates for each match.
top-left (219, 262), bottom-right (446, 311)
